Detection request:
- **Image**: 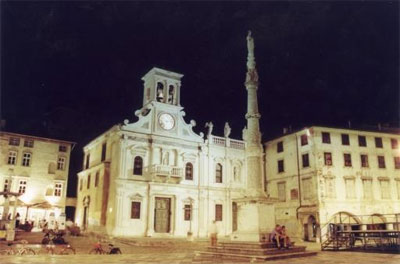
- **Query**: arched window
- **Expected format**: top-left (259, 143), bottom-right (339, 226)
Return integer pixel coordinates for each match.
top-left (133, 156), bottom-right (143, 175)
top-left (216, 163), bottom-right (223, 183)
top-left (156, 83), bottom-right (164, 102)
top-left (185, 162), bottom-right (193, 180)
top-left (168, 85), bottom-right (174, 104)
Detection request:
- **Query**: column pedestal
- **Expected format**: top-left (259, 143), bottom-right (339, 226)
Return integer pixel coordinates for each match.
top-left (231, 197), bottom-right (275, 242)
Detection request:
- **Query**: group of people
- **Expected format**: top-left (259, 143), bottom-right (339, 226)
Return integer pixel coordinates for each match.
top-left (270, 224), bottom-right (291, 249)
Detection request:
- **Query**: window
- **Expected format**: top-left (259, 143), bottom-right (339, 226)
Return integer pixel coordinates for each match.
top-left (87, 174), bottom-right (91, 189)
top-left (322, 132), bottom-right (331, 144)
top-left (85, 154), bottom-right (90, 169)
top-left (375, 137), bottom-right (383, 148)
top-left (344, 154), bottom-right (352, 167)
top-left (95, 172), bottom-right (99, 187)
top-left (22, 152), bottom-right (31, 166)
top-left (57, 157), bottom-right (66, 170)
top-left (215, 163), bottom-right (223, 183)
top-left (391, 138), bottom-right (398, 149)
top-left (362, 179), bottom-right (373, 199)
top-left (301, 134), bottom-right (308, 146)
top-left (358, 135), bottom-right (367, 147)
top-left (18, 180), bottom-right (27, 194)
top-left (24, 139), bottom-right (34, 148)
top-left (325, 178), bottom-right (336, 198)
top-left (215, 204), bottom-right (223, 221)
top-left (7, 151), bottom-right (17, 165)
top-left (394, 157), bottom-right (400, 169)
top-left (341, 134), bottom-right (350, 145)
top-left (302, 153), bottom-right (310, 168)
top-left (302, 178), bottom-right (312, 200)
top-left (290, 189), bottom-right (299, 200)
top-left (131, 202), bottom-right (141, 219)
top-left (380, 180), bottom-right (390, 199)
top-left (79, 179), bottom-right (83, 191)
top-left (184, 204), bottom-right (192, 221)
top-left (185, 162), bottom-right (193, 180)
top-left (345, 179), bottom-right (356, 199)
top-left (277, 141), bottom-right (283, 153)
top-left (133, 156), bottom-right (143, 175)
top-left (101, 143), bottom-right (107, 162)
top-left (377, 156), bottom-right (386, 168)
top-left (278, 160), bottom-right (284, 173)
top-left (324, 152), bottom-right (332, 166)
top-left (361, 154), bottom-right (369, 168)
top-left (59, 145), bottom-right (67, 152)
top-left (3, 179), bottom-right (10, 192)
top-left (54, 183), bottom-right (62, 197)
top-left (9, 137), bottom-right (20, 146)
top-left (277, 182), bottom-right (286, 202)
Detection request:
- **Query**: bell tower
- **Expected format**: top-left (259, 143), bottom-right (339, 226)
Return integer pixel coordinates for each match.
top-left (141, 67), bottom-right (183, 107)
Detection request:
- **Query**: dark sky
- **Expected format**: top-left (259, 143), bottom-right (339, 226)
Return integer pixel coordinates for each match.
top-left (1, 1), bottom-right (399, 196)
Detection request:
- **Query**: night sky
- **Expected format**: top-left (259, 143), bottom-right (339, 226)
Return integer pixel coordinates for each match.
top-left (1, 1), bottom-right (399, 196)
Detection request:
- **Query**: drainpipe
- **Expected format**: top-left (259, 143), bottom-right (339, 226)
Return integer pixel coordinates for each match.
top-left (295, 133), bottom-right (302, 219)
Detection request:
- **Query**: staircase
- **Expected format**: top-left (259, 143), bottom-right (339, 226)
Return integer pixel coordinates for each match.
top-left (193, 241), bottom-right (317, 262)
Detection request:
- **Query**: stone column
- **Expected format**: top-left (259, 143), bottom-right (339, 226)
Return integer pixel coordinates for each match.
top-left (232, 31), bottom-right (275, 242)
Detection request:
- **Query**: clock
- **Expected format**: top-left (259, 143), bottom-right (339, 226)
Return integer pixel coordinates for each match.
top-left (159, 113), bottom-right (175, 130)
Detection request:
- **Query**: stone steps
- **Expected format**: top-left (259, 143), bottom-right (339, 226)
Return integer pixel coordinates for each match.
top-left (219, 241), bottom-right (295, 249)
top-left (207, 245), bottom-right (307, 256)
top-left (193, 240), bottom-right (316, 262)
top-left (193, 250), bottom-right (317, 262)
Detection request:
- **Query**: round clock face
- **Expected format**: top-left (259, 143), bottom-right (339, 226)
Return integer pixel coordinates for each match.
top-left (159, 113), bottom-right (175, 130)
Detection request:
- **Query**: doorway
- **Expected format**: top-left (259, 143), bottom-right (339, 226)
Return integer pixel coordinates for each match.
top-left (232, 202), bottom-right (238, 232)
top-left (154, 197), bottom-right (171, 233)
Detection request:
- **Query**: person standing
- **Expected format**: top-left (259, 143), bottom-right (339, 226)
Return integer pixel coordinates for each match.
top-left (209, 220), bottom-right (218, 247)
top-left (15, 213), bottom-right (20, 228)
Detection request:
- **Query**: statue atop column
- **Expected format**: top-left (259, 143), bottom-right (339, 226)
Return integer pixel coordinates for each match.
top-left (246, 31), bottom-right (258, 83)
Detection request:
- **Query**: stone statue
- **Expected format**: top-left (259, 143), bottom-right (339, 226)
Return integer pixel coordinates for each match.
top-left (205, 122), bottom-right (214, 136)
top-left (246, 30), bottom-right (258, 82)
top-left (224, 122), bottom-right (231, 138)
top-left (247, 30), bottom-right (254, 58)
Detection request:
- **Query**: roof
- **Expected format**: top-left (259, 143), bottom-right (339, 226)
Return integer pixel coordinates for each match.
top-left (264, 124), bottom-right (400, 144)
top-left (0, 131), bottom-right (76, 146)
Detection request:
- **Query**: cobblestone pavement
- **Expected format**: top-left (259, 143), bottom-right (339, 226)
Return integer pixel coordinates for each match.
top-left (0, 232), bottom-right (399, 263)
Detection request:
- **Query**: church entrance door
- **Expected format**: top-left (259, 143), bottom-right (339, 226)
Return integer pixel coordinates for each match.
top-left (154, 197), bottom-right (171, 233)
top-left (232, 202), bottom-right (238, 232)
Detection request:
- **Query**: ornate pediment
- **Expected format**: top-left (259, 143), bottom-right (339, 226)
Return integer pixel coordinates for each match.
top-left (128, 193), bottom-right (144, 201)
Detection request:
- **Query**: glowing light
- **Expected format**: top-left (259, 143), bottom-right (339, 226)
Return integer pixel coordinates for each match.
top-left (109, 207), bottom-right (113, 213)
top-left (19, 192), bottom-right (34, 204)
top-left (45, 196), bottom-right (60, 205)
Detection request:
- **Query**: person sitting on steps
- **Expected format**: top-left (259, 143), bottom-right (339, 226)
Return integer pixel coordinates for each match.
top-left (270, 224), bottom-right (284, 249)
top-left (281, 226), bottom-right (291, 249)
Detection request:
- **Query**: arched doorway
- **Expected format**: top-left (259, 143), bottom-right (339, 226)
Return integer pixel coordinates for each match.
top-left (304, 215), bottom-right (318, 242)
top-left (82, 196), bottom-right (90, 230)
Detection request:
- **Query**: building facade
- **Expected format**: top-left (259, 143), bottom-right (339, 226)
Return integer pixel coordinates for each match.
top-left (0, 131), bottom-right (75, 226)
top-left (76, 68), bottom-right (254, 238)
top-left (265, 126), bottom-right (400, 241)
